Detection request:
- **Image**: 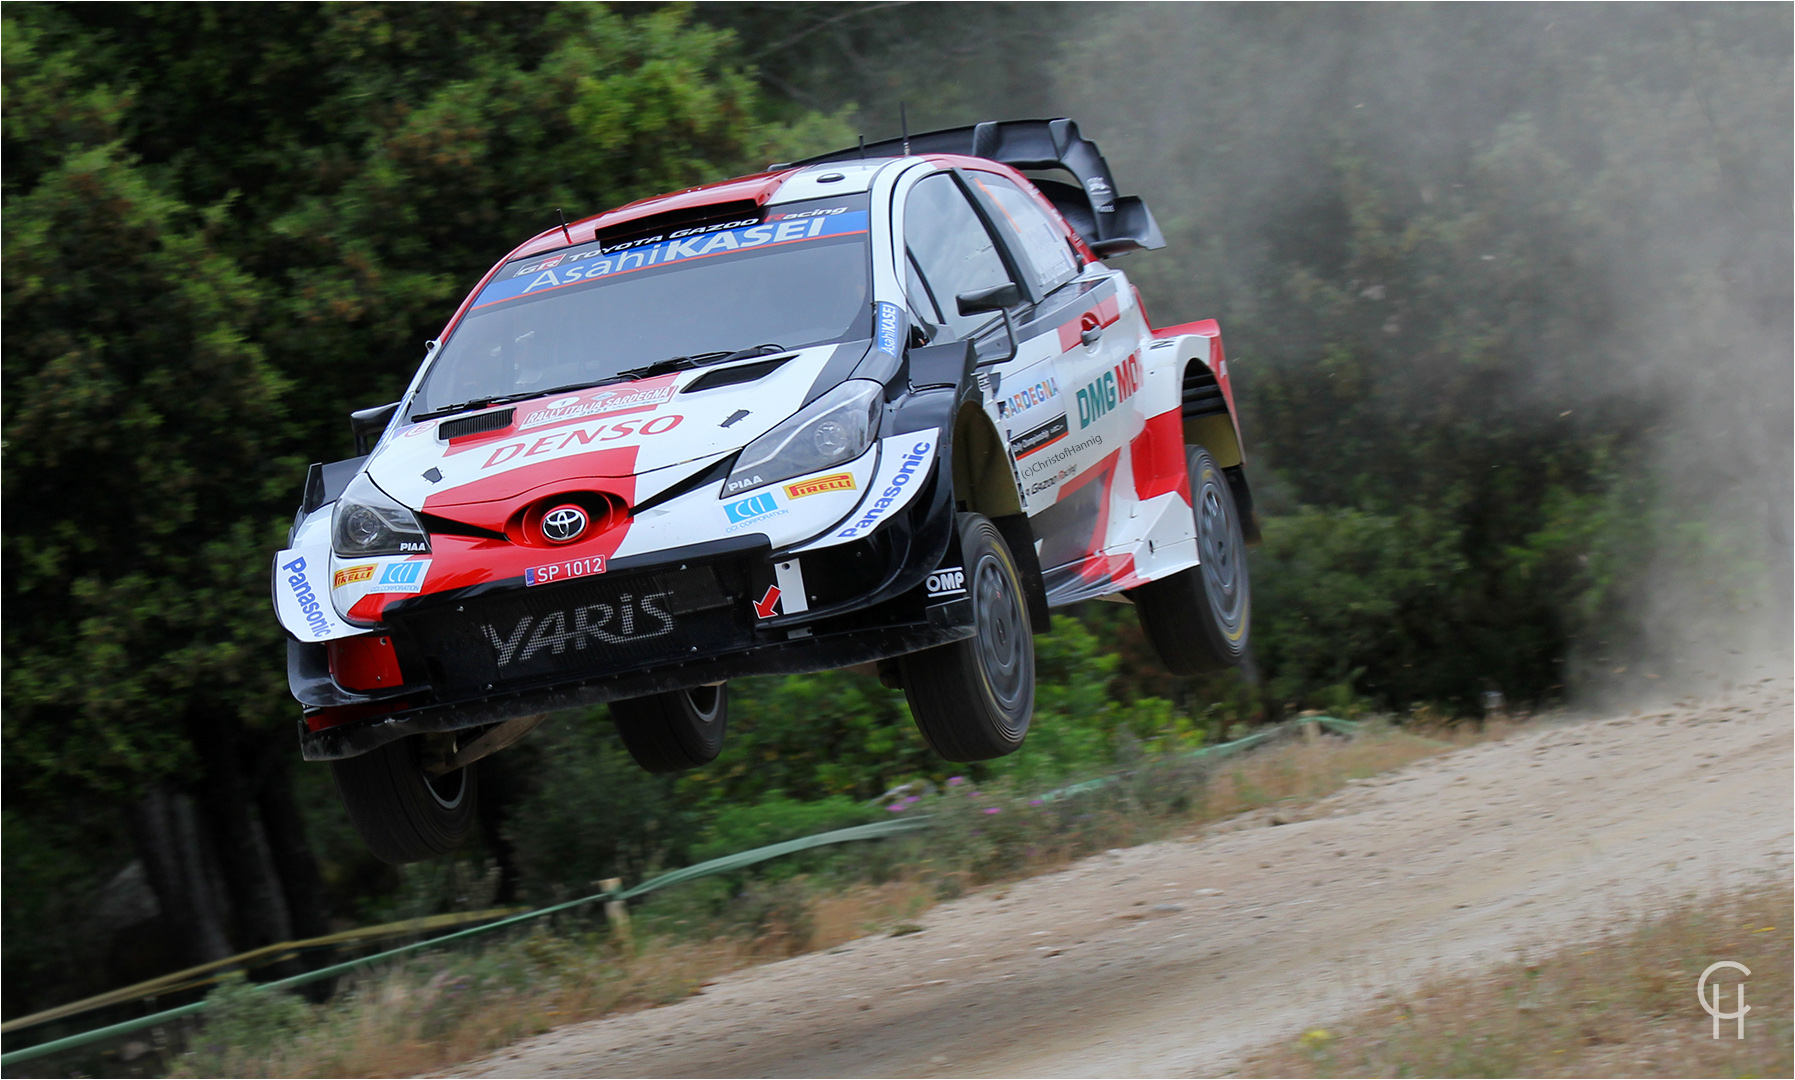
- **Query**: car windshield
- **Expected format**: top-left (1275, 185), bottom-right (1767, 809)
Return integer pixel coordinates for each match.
top-left (410, 197), bottom-right (873, 419)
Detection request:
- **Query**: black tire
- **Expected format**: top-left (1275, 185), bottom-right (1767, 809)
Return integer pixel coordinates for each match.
top-left (331, 735), bottom-right (478, 865)
top-left (609, 684), bottom-right (728, 773)
top-left (1131, 445), bottom-right (1251, 674)
top-left (899, 513), bottom-right (1036, 762)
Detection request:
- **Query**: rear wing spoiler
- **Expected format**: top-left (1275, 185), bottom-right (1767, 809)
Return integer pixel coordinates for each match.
top-left (789, 118), bottom-right (1165, 258)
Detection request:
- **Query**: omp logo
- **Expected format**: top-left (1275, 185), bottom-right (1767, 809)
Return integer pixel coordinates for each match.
top-left (838, 439), bottom-right (934, 538)
top-left (480, 594), bottom-right (675, 666)
top-left (927, 568), bottom-right (966, 597)
top-left (785, 473), bottom-right (856, 499)
top-left (332, 564), bottom-right (375, 588)
top-left (481, 414), bottom-right (684, 468)
top-left (1075, 354), bottom-right (1143, 428)
top-left (280, 557), bottom-right (331, 638)
top-left (725, 492), bottom-right (779, 524)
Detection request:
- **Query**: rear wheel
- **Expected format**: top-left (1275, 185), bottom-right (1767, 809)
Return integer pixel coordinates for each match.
top-left (610, 685), bottom-right (729, 773)
top-left (331, 734), bottom-right (479, 864)
top-left (899, 514), bottom-right (1035, 761)
top-left (1130, 444), bottom-right (1251, 674)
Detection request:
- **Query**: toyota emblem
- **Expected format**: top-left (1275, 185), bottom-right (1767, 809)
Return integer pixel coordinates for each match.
top-left (541, 505), bottom-right (588, 544)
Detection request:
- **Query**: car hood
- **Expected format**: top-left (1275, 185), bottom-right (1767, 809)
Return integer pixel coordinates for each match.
top-left (367, 342), bottom-right (863, 531)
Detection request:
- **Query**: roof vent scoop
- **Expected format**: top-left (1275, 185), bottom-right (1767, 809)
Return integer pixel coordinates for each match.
top-left (792, 117), bottom-right (1165, 257)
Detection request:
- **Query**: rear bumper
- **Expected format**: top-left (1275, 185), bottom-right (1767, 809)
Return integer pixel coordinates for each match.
top-left (295, 449), bottom-right (962, 761)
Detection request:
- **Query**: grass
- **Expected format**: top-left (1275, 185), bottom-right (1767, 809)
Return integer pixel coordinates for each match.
top-left (154, 720), bottom-right (1487, 1078)
top-left (1241, 884), bottom-right (1794, 1078)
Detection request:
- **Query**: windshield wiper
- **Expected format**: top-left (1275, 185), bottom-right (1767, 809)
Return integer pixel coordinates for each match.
top-left (611, 344), bottom-right (788, 381)
top-left (412, 345), bottom-right (790, 421)
top-left (412, 377), bottom-right (632, 421)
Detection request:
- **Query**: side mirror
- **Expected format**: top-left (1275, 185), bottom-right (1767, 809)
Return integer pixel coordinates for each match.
top-left (350, 401), bottom-right (400, 456)
top-left (955, 282), bottom-right (1020, 317)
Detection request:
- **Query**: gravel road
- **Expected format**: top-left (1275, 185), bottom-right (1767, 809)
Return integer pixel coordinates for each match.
top-left (455, 685), bottom-right (1792, 1078)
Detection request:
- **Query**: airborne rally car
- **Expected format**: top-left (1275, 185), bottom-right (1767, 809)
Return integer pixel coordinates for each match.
top-left (274, 119), bottom-right (1256, 863)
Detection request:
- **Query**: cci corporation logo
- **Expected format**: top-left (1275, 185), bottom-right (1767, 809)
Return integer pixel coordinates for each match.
top-left (1697, 961), bottom-right (1750, 1039)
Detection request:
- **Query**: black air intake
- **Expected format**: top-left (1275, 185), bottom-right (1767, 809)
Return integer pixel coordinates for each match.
top-left (438, 408), bottom-right (515, 440)
top-left (681, 355), bottom-right (794, 393)
top-left (1181, 366), bottom-right (1227, 419)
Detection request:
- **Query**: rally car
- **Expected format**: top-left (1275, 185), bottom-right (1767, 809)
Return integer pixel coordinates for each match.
top-left (274, 118), bottom-right (1256, 863)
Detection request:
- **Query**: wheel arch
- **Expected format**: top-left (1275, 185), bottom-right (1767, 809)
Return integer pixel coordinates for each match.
top-left (1151, 327), bottom-right (1261, 544)
top-left (950, 402), bottom-right (1023, 519)
top-left (949, 402), bottom-right (1050, 631)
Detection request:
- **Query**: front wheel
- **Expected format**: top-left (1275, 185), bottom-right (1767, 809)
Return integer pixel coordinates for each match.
top-left (610, 684), bottom-right (729, 773)
top-left (331, 734), bottom-right (479, 864)
top-left (899, 513), bottom-right (1036, 762)
top-left (1130, 444), bottom-right (1251, 674)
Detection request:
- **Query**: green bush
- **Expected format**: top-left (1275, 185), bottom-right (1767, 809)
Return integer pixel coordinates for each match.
top-left (179, 974), bottom-right (314, 1078)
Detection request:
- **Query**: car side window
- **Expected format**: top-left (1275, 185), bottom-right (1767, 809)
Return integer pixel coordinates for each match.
top-left (969, 172), bottom-right (1080, 294)
top-left (904, 172), bottom-right (1014, 341)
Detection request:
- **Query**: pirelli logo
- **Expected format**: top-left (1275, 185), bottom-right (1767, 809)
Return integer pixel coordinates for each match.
top-left (332, 564), bottom-right (376, 588)
top-left (1009, 414), bottom-right (1070, 458)
top-left (785, 472), bottom-right (857, 499)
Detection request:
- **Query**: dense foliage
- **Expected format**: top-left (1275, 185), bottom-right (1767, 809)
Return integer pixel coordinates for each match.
top-left (2, 1), bottom-right (1787, 1023)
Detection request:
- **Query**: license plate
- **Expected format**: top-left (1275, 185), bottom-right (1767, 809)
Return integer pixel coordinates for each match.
top-left (525, 555), bottom-right (607, 587)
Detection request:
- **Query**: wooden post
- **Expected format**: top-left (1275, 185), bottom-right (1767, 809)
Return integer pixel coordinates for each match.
top-left (1301, 719), bottom-right (1320, 744)
top-left (601, 877), bottom-right (631, 950)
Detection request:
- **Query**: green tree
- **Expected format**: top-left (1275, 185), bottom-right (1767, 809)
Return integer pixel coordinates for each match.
top-left (2, 0), bottom-right (845, 1012)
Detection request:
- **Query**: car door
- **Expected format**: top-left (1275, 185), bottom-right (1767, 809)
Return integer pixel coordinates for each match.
top-left (900, 172), bottom-right (1057, 516)
top-left (963, 171), bottom-right (1144, 581)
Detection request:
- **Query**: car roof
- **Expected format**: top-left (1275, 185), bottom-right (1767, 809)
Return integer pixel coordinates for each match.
top-left (436, 155), bottom-right (1089, 340)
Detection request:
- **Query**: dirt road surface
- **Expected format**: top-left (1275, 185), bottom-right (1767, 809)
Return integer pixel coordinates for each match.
top-left (456, 686), bottom-right (1792, 1078)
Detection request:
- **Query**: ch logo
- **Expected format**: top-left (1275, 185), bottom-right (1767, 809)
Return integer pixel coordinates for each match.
top-left (1698, 961), bottom-right (1750, 1039)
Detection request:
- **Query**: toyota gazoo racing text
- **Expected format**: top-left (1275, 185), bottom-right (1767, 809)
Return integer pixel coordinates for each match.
top-left (274, 118), bottom-right (1259, 863)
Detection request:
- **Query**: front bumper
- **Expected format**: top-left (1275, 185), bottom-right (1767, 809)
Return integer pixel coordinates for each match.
top-left (295, 447), bottom-right (964, 761)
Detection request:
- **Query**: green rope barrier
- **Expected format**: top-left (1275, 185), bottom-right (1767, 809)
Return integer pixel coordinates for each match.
top-left (0, 816), bottom-right (933, 1068)
top-left (1037, 716), bottom-right (1358, 802)
top-left (6, 717), bottom-right (1360, 1067)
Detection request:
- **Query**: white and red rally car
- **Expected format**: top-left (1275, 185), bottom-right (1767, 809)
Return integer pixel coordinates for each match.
top-left (274, 119), bottom-right (1256, 862)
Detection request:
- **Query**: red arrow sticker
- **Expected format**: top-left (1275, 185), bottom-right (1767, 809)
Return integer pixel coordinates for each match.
top-left (753, 585), bottom-right (782, 619)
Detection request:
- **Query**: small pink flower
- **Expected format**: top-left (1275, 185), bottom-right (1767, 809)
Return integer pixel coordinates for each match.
top-left (947, 776), bottom-right (965, 786)
top-left (1029, 799), bottom-right (1044, 806)
top-left (887, 804), bottom-right (905, 812)
top-left (983, 807), bottom-right (1002, 815)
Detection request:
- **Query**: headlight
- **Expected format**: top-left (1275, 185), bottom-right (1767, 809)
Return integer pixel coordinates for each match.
top-left (725, 380), bottom-right (882, 495)
top-left (332, 473), bottom-right (430, 556)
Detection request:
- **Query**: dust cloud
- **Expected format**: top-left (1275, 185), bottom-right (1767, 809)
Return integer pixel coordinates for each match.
top-left (1040, 4), bottom-right (1791, 702)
